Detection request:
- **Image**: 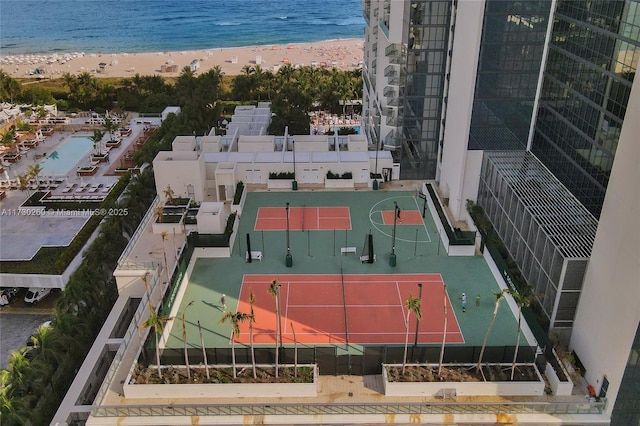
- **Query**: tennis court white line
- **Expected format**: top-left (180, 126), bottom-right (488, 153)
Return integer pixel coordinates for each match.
top-left (412, 194), bottom-right (432, 242)
top-left (244, 278), bottom-right (444, 285)
top-left (395, 281), bottom-right (407, 325)
top-left (263, 330), bottom-right (463, 336)
top-left (287, 304), bottom-right (405, 308)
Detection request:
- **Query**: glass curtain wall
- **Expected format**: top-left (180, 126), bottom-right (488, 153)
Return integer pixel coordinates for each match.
top-left (401, 0), bottom-right (451, 179)
top-left (531, 0), bottom-right (640, 218)
top-left (469, 0), bottom-right (552, 150)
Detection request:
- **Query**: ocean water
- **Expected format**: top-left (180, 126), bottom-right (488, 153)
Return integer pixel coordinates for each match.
top-left (0, 0), bottom-right (365, 55)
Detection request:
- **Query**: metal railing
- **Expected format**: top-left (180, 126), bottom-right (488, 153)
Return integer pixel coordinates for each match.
top-left (92, 399), bottom-right (606, 418)
top-left (117, 196), bottom-right (160, 270)
top-left (93, 272), bottom-right (161, 407)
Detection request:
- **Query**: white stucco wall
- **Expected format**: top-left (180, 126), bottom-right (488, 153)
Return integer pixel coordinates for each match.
top-left (569, 78), bottom-right (640, 416)
top-left (437, 0), bottom-right (485, 221)
top-left (153, 152), bottom-right (205, 202)
top-left (238, 135), bottom-right (274, 153)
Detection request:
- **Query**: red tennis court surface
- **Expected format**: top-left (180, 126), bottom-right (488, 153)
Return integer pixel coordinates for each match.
top-left (255, 206), bottom-right (352, 231)
top-left (382, 210), bottom-right (424, 225)
top-left (236, 274), bottom-right (464, 345)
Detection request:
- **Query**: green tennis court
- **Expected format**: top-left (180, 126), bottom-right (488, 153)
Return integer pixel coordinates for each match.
top-left (163, 190), bottom-right (524, 356)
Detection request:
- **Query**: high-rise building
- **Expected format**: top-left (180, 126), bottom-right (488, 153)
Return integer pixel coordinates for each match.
top-left (365, 0), bottom-right (640, 423)
top-left (362, 0), bottom-right (453, 179)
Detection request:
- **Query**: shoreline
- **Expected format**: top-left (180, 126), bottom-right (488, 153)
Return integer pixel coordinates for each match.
top-left (0, 38), bottom-right (364, 78)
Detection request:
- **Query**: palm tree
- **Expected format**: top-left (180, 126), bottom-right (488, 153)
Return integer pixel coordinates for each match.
top-left (248, 289), bottom-right (257, 379)
top-left (1, 128), bottom-right (17, 154)
top-left (476, 289), bottom-right (509, 375)
top-left (510, 289), bottom-right (536, 380)
top-left (181, 301), bottom-right (195, 380)
top-left (402, 293), bottom-right (422, 375)
top-left (141, 304), bottom-right (173, 379)
top-left (438, 283), bottom-right (448, 377)
top-left (17, 173), bottom-right (32, 196)
top-left (163, 184), bottom-right (175, 205)
top-left (219, 311), bottom-right (250, 378)
top-left (153, 205), bottom-right (165, 224)
top-left (268, 279), bottom-right (282, 378)
top-left (90, 129), bottom-right (104, 155)
top-left (27, 163), bottom-right (43, 187)
top-left (103, 117), bottom-right (118, 142)
top-left (196, 320), bottom-right (210, 379)
top-left (160, 231), bottom-right (170, 281)
top-left (0, 70), bottom-right (21, 103)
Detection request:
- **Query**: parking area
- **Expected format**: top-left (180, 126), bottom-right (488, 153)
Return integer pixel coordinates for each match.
top-left (0, 289), bottom-right (57, 369)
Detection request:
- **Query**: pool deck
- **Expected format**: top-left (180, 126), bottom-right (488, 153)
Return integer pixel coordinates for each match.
top-left (0, 118), bottom-right (148, 261)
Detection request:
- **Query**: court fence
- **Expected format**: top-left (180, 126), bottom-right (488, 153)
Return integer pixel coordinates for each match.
top-left (150, 344), bottom-right (538, 376)
top-left (91, 399), bottom-right (607, 419)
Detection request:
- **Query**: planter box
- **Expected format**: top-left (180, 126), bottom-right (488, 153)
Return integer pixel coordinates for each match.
top-left (77, 166), bottom-right (98, 176)
top-left (545, 362), bottom-right (574, 396)
top-left (114, 168), bottom-right (129, 176)
top-left (105, 140), bottom-right (121, 148)
top-left (267, 179), bottom-right (294, 189)
top-left (124, 364), bottom-right (318, 399)
top-left (91, 154), bottom-right (109, 163)
top-left (325, 178), bottom-right (354, 188)
top-left (3, 154), bottom-right (21, 163)
top-left (152, 216), bottom-right (184, 234)
top-left (382, 363), bottom-right (545, 397)
top-left (165, 198), bottom-right (191, 209)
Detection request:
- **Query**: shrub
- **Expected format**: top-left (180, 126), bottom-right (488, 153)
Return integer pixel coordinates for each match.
top-left (269, 171), bottom-right (295, 179)
top-left (224, 212), bottom-right (237, 238)
top-left (233, 181), bottom-right (244, 205)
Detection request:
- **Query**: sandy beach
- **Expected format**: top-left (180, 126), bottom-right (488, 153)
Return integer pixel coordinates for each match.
top-left (0, 39), bottom-right (364, 78)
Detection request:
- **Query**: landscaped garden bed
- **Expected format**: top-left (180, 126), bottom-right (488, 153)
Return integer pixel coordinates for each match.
top-left (124, 364), bottom-right (317, 399)
top-left (77, 166), bottom-right (98, 176)
top-left (383, 363), bottom-right (544, 397)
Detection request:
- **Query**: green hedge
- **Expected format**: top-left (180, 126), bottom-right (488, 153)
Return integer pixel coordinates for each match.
top-left (233, 181), bottom-right (244, 205)
top-left (0, 174), bottom-right (131, 274)
top-left (326, 171), bottom-right (353, 179)
top-left (467, 200), bottom-right (550, 344)
top-left (269, 171), bottom-right (294, 179)
top-left (425, 183), bottom-right (475, 246)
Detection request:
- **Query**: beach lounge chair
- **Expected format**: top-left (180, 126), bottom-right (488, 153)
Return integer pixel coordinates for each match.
top-left (88, 183), bottom-right (103, 193)
top-left (102, 183), bottom-right (114, 193)
top-left (76, 183), bottom-right (90, 193)
top-left (61, 183), bottom-right (76, 193)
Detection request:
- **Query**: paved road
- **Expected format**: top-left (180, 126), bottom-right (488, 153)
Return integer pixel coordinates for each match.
top-left (0, 295), bottom-right (57, 369)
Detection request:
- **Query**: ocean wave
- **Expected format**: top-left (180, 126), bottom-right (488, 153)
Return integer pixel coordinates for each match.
top-left (0, 0), bottom-right (364, 55)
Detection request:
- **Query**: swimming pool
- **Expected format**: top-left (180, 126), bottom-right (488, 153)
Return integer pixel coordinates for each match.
top-left (39, 136), bottom-right (94, 176)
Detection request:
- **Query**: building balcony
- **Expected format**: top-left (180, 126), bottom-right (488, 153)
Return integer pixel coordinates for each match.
top-left (384, 64), bottom-right (398, 78)
top-left (386, 114), bottom-right (399, 127)
top-left (383, 86), bottom-right (396, 98)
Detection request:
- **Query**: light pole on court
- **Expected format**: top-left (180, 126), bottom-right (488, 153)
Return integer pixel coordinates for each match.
top-left (390, 201), bottom-right (398, 267)
top-left (285, 202), bottom-right (292, 267)
top-left (181, 300), bottom-right (195, 379)
top-left (292, 133), bottom-right (298, 191)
